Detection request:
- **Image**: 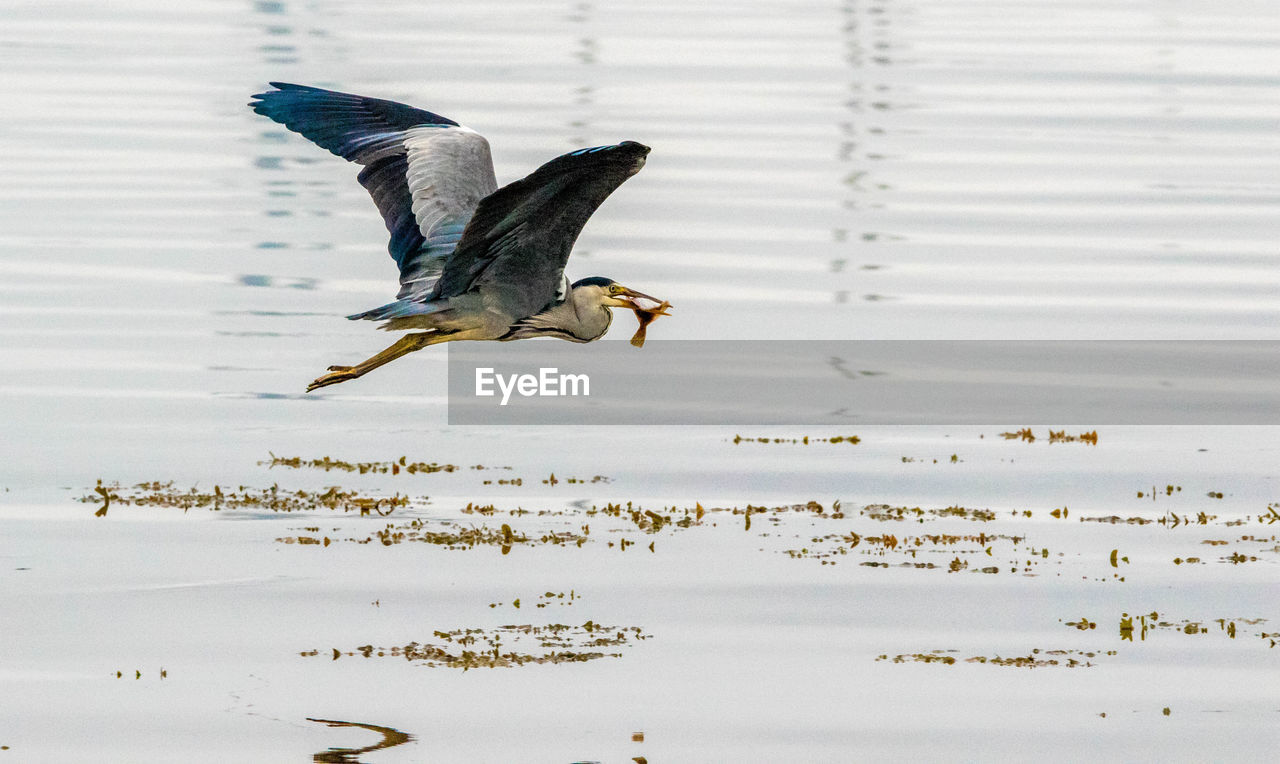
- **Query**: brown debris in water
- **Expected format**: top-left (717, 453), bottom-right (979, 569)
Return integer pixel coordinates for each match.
top-left (862, 504), bottom-right (996, 522)
top-left (1119, 612), bottom-right (1272, 645)
top-left (1001, 428), bottom-right (1036, 442)
top-left (278, 518), bottom-right (587, 551)
top-left (490, 591), bottom-right (578, 610)
top-left (259, 453), bottom-right (500, 475)
top-left (731, 434), bottom-right (860, 445)
top-left (877, 648), bottom-right (1112, 668)
top-left (1081, 509), bottom-right (1227, 528)
top-left (301, 622), bottom-right (648, 669)
top-left (1134, 484), bottom-right (1184, 500)
top-left (1080, 515), bottom-right (1155, 526)
top-left (965, 649), bottom-right (1112, 668)
top-left (91, 481), bottom-right (118, 517)
top-left (998, 428), bottom-right (1097, 444)
top-left (80, 481), bottom-right (408, 515)
top-left (540, 473), bottom-right (612, 486)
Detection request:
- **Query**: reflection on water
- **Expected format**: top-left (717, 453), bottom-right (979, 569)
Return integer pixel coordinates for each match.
top-left (309, 718), bottom-right (412, 764)
top-left (230, 0), bottom-right (1280, 347)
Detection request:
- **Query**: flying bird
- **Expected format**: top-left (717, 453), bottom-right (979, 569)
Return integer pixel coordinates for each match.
top-left (249, 82), bottom-right (670, 391)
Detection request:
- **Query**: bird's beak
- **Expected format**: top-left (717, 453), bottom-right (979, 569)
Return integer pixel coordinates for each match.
top-left (616, 286), bottom-right (670, 313)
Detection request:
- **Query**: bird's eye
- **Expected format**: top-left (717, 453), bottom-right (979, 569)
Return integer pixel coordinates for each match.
top-left (609, 284), bottom-right (622, 294)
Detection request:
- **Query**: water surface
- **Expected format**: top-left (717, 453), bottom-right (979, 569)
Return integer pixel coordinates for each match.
top-left (1, 0), bottom-right (1278, 760)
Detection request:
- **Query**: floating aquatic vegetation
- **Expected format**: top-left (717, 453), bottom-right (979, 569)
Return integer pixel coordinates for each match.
top-left (935, 505), bottom-right (997, 521)
top-left (963, 649), bottom-right (1112, 668)
top-left (1136, 484), bottom-right (1184, 500)
top-left (479, 474), bottom-right (611, 486)
top-left (769, 502), bottom-right (1195, 579)
top-left (80, 481), bottom-right (409, 515)
top-left (877, 650), bottom-right (958, 665)
top-left (460, 501), bottom-right (597, 519)
top-left (260, 453), bottom-right (491, 475)
top-left (1081, 515), bottom-right (1155, 526)
top-left (1223, 551), bottom-right (1260, 564)
top-left (1161, 511), bottom-right (1216, 527)
top-left (1118, 612), bottom-right (1272, 645)
top-left (785, 530), bottom-right (1022, 568)
top-left (877, 648), bottom-right (1112, 668)
top-left (588, 499), bottom-right (850, 532)
top-left (79, 463), bottom-right (1273, 608)
top-left (1080, 510), bottom-right (1222, 528)
top-left (862, 504), bottom-right (996, 522)
top-left (997, 428), bottom-right (1097, 444)
top-left (900, 454), bottom-right (964, 464)
top-left (278, 498), bottom-right (876, 555)
top-left (730, 434), bottom-right (860, 445)
top-left (278, 518), bottom-right (587, 552)
top-left (273, 496), bottom-right (1021, 560)
top-left (308, 718), bottom-right (412, 762)
top-left (300, 622), bottom-right (648, 669)
top-left (114, 668), bottom-right (167, 680)
top-left (91, 481), bottom-right (118, 517)
top-left (541, 473), bottom-right (611, 486)
top-left (489, 591), bottom-right (578, 610)
top-left (1135, 485), bottom-right (1185, 500)
top-left (1048, 429), bottom-right (1098, 444)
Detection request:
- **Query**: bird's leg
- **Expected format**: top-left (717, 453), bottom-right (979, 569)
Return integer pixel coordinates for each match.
top-left (306, 332), bottom-right (443, 392)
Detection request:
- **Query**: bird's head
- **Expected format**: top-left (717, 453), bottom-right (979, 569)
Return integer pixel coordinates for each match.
top-left (571, 276), bottom-right (665, 312)
top-left (569, 276), bottom-right (673, 346)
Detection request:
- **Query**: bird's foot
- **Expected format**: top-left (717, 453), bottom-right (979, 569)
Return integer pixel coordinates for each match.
top-left (306, 368), bottom-right (358, 392)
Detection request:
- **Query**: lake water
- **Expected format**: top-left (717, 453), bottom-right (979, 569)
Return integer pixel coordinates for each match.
top-left (2, 0), bottom-right (1279, 761)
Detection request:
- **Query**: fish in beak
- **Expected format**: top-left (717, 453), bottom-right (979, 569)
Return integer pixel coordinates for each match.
top-left (621, 288), bottom-right (672, 348)
top-left (600, 284), bottom-right (671, 346)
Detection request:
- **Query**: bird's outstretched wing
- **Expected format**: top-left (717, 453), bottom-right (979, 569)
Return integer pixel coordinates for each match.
top-left (249, 83), bottom-right (498, 298)
top-left (430, 141), bottom-right (650, 318)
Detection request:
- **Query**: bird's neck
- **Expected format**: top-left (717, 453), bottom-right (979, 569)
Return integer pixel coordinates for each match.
top-left (568, 287), bottom-right (613, 341)
top-left (500, 287), bottom-right (612, 342)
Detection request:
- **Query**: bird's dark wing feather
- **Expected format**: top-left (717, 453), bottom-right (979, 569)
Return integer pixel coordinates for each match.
top-left (430, 141), bottom-right (650, 317)
top-left (249, 83), bottom-right (496, 298)
top-left (249, 81), bottom-right (457, 163)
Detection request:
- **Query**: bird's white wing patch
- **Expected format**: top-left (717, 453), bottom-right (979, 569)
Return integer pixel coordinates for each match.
top-left (403, 127), bottom-right (499, 248)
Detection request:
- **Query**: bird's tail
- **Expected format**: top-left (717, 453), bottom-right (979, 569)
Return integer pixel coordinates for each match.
top-left (347, 298), bottom-right (447, 322)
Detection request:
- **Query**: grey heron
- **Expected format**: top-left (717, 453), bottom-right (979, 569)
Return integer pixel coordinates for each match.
top-left (249, 83), bottom-right (670, 392)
